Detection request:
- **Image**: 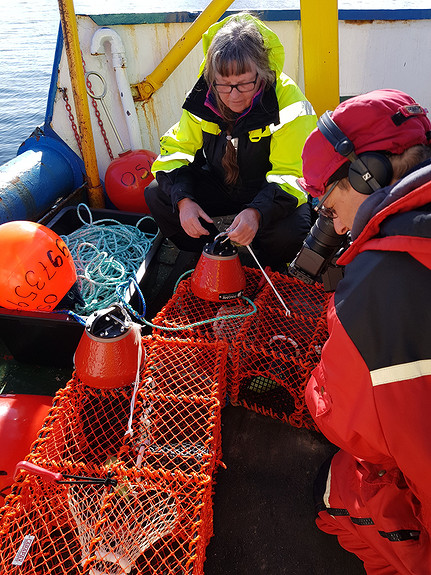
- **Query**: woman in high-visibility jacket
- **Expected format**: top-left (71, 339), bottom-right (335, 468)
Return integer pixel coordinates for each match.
top-left (145, 12), bottom-right (317, 269)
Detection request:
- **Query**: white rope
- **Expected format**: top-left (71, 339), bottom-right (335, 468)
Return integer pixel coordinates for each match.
top-left (124, 323), bottom-right (144, 438)
top-left (246, 244), bottom-right (291, 317)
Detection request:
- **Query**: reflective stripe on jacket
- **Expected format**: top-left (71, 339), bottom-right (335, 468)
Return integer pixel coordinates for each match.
top-left (306, 163), bottom-right (431, 574)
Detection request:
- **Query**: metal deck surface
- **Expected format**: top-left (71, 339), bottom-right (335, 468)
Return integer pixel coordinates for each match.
top-left (204, 404), bottom-right (365, 574)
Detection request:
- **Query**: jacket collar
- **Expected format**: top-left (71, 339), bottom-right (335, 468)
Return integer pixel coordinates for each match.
top-left (338, 160), bottom-right (431, 265)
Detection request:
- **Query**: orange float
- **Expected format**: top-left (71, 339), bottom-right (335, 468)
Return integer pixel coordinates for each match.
top-left (0, 220), bottom-right (77, 312)
top-left (191, 234), bottom-right (246, 302)
top-left (0, 394), bottom-right (53, 504)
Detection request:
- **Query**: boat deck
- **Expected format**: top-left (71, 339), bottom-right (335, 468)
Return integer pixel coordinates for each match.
top-left (0, 238), bottom-right (366, 574)
top-left (205, 404), bottom-right (365, 574)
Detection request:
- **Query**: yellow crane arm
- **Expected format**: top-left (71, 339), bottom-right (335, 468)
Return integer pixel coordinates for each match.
top-left (132, 0), bottom-right (234, 102)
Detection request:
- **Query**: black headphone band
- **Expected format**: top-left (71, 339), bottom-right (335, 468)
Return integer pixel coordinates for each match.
top-left (317, 111), bottom-right (355, 157)
top-left (317, 111), bottom-right (393, 195)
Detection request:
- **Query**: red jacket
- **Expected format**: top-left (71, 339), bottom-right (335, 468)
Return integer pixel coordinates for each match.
top-left (306, 162), bottom-right (431, 574)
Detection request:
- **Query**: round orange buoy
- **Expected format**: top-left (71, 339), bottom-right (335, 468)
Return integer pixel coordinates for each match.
top-left (104, 149), bottom-right (157, 213)
top-left (0, 394), bottom-right (53, 504)
top-left (74, 304), bottom-right (143, 389)
top-left (0, 221), bottom-right (77, 312)
top-left (191, 235), bottom-right (246, 302)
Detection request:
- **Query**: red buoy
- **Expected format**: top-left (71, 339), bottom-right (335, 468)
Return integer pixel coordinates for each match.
top-left (74, 305), bottom-right (144, 389)
top-left (0, 394), bottom-right (53, 504)
top-left (104, 149), bottom-right (157, 213)
top-left (191, 235), bottom-right (246, 302)
top-left (0, 221), bottom-right (77, 312)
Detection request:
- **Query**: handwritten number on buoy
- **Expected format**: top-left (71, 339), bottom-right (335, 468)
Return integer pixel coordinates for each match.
top-left (5, 243), bottom-right (70, 310)
top-left (121, 163), bottom-right (150, 186)
top-left (121, 172), bottom-right (136, 186)
top-left (56, 238), bottom-right (70, 257)
top-left (47, 250), bottom-right (63, 268)
top-left (14, 285), bottom-right (38, 302)
top-left (25, 270), bottom-right (45, 290)
top-left (34, 261), bottom-right (55, 282)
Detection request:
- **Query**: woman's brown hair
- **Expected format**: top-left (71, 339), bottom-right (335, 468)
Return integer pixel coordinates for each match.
top-left (203, 14), bottom-right (276, 185)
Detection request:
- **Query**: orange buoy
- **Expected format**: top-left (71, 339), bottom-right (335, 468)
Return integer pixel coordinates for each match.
top-left (104, 149), bottom-right (157, 213)
top-left (191, 235), bottom-right (246, 302)
top-left (0, 221), bottom-right (77, 312)
top-left (74, 304), bottom-right (143, 389)
top-left (0, 394), bottom-right (53, 504)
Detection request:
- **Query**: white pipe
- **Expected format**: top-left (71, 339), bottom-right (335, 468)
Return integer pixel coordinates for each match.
top-left (91, 27), bottom-right (143, 150)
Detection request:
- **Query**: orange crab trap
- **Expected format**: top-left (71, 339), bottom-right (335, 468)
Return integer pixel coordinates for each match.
top-left (152, 267), bottom-right (263, 402)
top-left (228, 272), bottom-right (330, 430)
top-left (0, 335), bottom-right (228, 575)
top-left (152, 267), bottom-right (263, 342)
top-left (2, 462), bottom-right (214, 575)
top-left (154, 269), bottom-right (330, 430)
top-left (119, 335), bottom-right (227, 479)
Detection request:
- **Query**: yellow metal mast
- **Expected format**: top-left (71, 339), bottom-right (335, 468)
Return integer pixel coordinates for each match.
top-left (300, 0), bottom-right (339, 117)
top-left (133, 0), bottom-right (234, 102)
top-left (57, 0), bottom-right (105, 208)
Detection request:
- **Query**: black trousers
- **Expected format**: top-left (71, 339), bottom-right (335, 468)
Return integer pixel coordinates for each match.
top-left (145, 175), bottom-right (312, 269)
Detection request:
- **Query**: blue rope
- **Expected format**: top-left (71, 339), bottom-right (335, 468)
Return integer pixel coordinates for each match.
top-left (61, 203), bottom-right (158, 317)
top-left (116, 277), bottom-right (257, 331)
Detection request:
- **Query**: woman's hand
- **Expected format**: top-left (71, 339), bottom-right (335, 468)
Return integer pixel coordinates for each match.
top-left (227, 208), bottom-right (261, 246)
top-left (177, 198), bottom-right (213, 238)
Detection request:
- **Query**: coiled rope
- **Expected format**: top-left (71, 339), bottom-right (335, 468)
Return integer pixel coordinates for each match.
top-left (62, 203), bottom-right (158, 317)
top-left (62, 207), bottom-right (256, 331)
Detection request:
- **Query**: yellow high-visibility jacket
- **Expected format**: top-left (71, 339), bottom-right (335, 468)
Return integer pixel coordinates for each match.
top-left (151, 14), bottom-right (317, 225)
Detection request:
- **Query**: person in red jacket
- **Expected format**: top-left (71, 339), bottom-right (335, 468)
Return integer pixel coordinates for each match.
top-left (298, 89), bottom-right (431, 574)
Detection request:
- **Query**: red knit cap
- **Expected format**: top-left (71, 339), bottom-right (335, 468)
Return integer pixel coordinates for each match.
top-left (299, 89), bottom-right (431, 197)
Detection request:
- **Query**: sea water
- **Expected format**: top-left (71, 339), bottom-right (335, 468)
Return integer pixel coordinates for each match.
top-left (0, 0), bottom-right (429, 166)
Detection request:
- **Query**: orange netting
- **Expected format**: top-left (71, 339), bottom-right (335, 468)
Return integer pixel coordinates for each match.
top-left (0, 335), bottom-right (228, 574)
top-left (0, 267), bottom-right (329, 573)
top-left (153, 268), bottom-right (330, 430)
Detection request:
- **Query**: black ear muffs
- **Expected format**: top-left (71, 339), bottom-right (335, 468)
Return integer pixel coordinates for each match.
top-left (317, 111), bottom-right (393, 195)
top-left (348, 152), bottom-right (393, 195)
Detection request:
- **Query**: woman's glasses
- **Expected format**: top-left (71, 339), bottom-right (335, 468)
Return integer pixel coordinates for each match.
top-left (213, 73), bottom-right (258, 94)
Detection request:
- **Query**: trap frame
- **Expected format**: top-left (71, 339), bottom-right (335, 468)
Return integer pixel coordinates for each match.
top-left (0, 335), bottom-right (228, 574)
top-left (153, 268), bottom-right (330, 430)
